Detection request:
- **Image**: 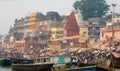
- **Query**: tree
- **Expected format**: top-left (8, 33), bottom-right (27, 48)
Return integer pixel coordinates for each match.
top-left (73, 0), bottom-right (110, 20)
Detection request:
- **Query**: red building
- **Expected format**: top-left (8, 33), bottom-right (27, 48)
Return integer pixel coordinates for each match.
top-left (101, 28), bottom-right (120, 48)
top-left (65, 12), bottom-right (79, 43)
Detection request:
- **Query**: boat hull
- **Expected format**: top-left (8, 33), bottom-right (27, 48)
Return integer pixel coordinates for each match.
top-left (0, 58), bottom-right (12, 67)
top-left (63, 66), bottom-right (109, 71)
top-left (10, 58), bottom-right (33, 64)
top-left (12, 63), bottom-right (53, 71)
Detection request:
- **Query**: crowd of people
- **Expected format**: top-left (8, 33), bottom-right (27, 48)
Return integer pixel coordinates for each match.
top-left (70, 47), bottom-right (120, 64)
top-left (0, 48), bottom-right (23, 59)
top-left (0, 46), bottom-right (120, 65)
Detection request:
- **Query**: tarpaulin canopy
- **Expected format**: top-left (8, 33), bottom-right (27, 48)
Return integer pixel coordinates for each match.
top-left (69, 48), bottom-right (77, 52)
top-left (78, 48), bottom-right (86, 53)
top-left (107, 52), bottom-right (120, 68)
top-left (112, 52), bottom-right (120, 58)
top-left (14, 40), bottom-right (25, 47)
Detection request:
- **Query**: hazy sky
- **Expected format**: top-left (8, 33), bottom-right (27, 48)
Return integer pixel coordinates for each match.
top-left (0, 0), bottom-right (120, 34)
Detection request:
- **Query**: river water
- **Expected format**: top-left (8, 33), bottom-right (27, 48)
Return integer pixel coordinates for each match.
top-left (0, 67), bottom-right (11, 71)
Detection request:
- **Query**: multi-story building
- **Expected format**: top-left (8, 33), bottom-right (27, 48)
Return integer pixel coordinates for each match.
top-left (29, 12), bottom-right (37, 33)
top-left (106, 17), bottom-right (120, 29)
top-left (14, 18), bottom-right (24, 40)
top-left (88, 24), bottom-right (100, 43)
top-left (48, 27), bottom-right (64, 51)
top-left (50, 28), bottom-right (64, 40)
top-left (87, 18), bottom-right (101, 44)
top-left (24, 16), bottom-right (30, 36)
top-left (36, 20), bottom-right (52, 41)
top-left (100, 17), bottom-right (120, 48)
top-left (46, 11), bottom-right (61, 21)
top-left (79, 28), bottom-right (89, 48)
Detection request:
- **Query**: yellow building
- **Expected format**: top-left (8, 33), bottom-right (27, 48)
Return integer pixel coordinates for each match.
top-left (36, 20), bottom-right (52, 32)
top-left (79, 28), bottom-right (88, 40)
top-left (36, 20), bottom-right (52, 25)
top-left (79, 28), bottom-right (88, 48)
top-left (50, 28), bottom-right (64, 40)
top-left (29, 12), bottom-right (37, 32)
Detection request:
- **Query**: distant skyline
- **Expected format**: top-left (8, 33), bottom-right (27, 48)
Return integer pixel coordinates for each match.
top-left (0, 0), bottom-right (120, 34)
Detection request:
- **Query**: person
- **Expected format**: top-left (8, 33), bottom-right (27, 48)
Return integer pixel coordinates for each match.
top-left (84, 58), bottom-right (87, 64)
top-left (77, 59), bottom-right (80, 66)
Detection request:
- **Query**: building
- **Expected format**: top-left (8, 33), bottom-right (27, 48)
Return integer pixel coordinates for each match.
top-left (36, 20), bottom-right (52, 41)
top-left (50, 28), bottom-right (64, 40)
top-left (106, 17), bottom-right (120, 29)
top-left (24, 16), bottom-right (30, 37)
top-left (48, 27), bottom-right (63, 52)
top-left (65, 12), bottom-right (79, 44)
top-left (87, 18), bottom-right (101, 43)
top-left (29, 12), bottom-right (37, 33)
top-left (79, 28), bottom-right (89, 48)
top-left (46, 11), bottom-right (61, 21)
top-left (100, 17), bottom-right (120, 48)
top-left (14, 18), bottom-right (24, 41)
top-left (75, 9), bottom-right (88, 48)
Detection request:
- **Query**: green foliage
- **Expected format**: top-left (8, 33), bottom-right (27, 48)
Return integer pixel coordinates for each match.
top-left (73, 0), bottom-right (110, 20)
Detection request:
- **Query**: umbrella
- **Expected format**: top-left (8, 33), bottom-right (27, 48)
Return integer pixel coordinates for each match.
top-left (92, 50), bottom-right (98, 54)
top-left (69, 48), bottom-right (77, 52)
top-left (63, 48), bottom-right (69, 52)
top-left (78, 48), bottom-right (86, 53)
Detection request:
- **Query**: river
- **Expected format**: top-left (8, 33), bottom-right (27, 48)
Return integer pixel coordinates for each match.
top-left (0, 67), bottom-right (11, 71)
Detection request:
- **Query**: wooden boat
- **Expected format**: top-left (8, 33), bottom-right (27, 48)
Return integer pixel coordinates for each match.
top-left (0, 58), bottom-right (12, 67)
top-left (106, 52), bottom-right (120, 68)
top-left (10, 58), bottom-right (33, 64)
top-left (66, 62), bottom-right (95, 68)
top-left (11, 56), bottom-right (71, 71)
top-left (52, 63), bottom-right (67, 71)
top-left (34, 56), bottom-right (71, 63)
top-left (62, 66), bottom-right (109, 71)
top-left (12, 63), bottom-right (54, 71)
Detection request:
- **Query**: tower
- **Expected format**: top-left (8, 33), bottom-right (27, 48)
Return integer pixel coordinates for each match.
top-left (65, 12), bottom-right (79, 44)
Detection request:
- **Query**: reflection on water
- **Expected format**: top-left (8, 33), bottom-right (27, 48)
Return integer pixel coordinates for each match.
top-left (0, 67), bottom-right (11, 71)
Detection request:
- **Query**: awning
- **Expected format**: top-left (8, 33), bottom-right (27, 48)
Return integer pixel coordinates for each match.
top-left (92, 50), bottom-right (99, 54)
top-left (15, 40), bottom-right (25, 43)
top-left (4, 49), bottom-right (11, 53)
top-left (14, 40), bottom-right (25, 47)
top-left (78, 48), bottom-right (86, 53)
top-left (69, 48), bottom-right (77, 52)
top-left (112, 52), bottom-right (120, 58)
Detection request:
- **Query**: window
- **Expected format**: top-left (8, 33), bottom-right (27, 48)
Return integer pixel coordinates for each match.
top-left (102, 33), bottom-right (104, 37)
